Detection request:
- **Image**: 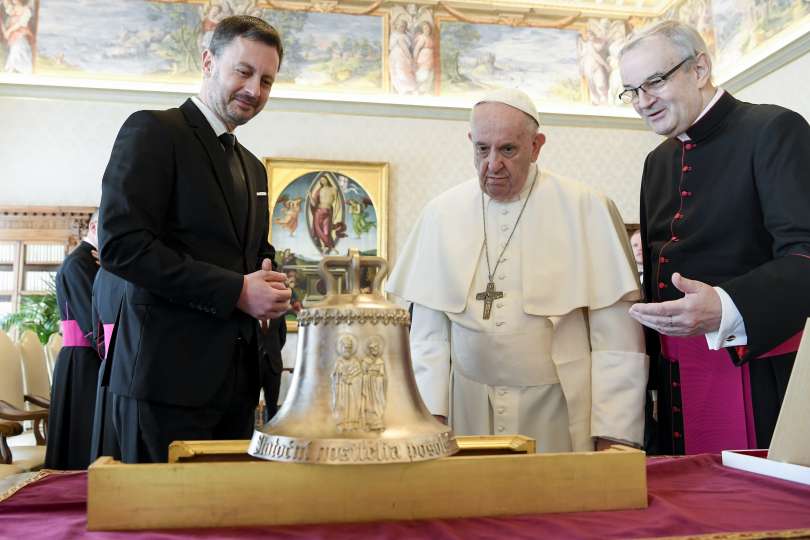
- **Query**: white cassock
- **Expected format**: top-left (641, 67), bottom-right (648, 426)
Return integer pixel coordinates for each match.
top-left (386, 165), bottom-right (648, 452)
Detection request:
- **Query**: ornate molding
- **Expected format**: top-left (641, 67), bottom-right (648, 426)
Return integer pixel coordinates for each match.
top-left (276, 0), bottom-right (384, 14)
top-left (252, 0), bottom-right (661, 19)
top-left (438, 3), bottom-right (580, 28)
top-left (0, 206), bottom-right (96, 246)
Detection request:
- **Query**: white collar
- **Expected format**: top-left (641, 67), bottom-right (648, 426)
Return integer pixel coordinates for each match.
top-left (191, 96), bottom-right (230, 138)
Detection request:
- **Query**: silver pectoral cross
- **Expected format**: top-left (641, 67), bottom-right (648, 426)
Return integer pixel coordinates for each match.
top-left (475, 281), bottom-right (504, 320)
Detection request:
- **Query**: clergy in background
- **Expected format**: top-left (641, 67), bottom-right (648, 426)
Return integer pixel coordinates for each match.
top-left (619, 21), bottom-right (810, 455)
top-left (386, 89), bottom-right (648, 452)
top-left (45, 211), bottom-right (101, 469)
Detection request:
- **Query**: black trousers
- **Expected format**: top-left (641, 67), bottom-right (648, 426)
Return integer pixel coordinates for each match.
top-left (89, 358), bottom-right (121, 463)
top-left (111, 338), bottom-right (259, 463)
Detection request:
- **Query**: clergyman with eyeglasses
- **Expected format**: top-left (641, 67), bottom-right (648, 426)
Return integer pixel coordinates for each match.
top-left (618, 20), bottom-right (810, 456)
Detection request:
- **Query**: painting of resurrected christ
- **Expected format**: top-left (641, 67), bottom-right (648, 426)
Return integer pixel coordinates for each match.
top-left (266, 159), bottom-right (388, 330)
top-left (272, 169), bottom-right (377, 260)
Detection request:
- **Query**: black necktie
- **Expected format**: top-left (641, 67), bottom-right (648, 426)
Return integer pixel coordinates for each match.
top-left (218, 133), bottom-right (248, 240)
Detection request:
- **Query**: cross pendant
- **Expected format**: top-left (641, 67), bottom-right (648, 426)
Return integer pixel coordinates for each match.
top-left (475, 281), bottom-right (504, 320)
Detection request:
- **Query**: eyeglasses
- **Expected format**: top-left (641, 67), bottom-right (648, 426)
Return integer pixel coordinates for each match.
top-left (618, 57), bottom-right (693, 104)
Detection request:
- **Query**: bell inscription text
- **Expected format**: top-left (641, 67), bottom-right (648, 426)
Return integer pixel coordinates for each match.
top-left (249, 433), bottom-right (456, 464)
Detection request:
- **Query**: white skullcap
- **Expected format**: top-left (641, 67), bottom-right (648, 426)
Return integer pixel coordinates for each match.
top-left (474, 88), bottom-right (540, 126)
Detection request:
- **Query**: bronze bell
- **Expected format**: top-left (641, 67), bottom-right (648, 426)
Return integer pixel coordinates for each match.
top-left (249, 250), bottom-right (458, 464)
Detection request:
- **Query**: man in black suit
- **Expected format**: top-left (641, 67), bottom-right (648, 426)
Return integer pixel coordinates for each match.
top-left (98, 16), bottom-right (291, 463)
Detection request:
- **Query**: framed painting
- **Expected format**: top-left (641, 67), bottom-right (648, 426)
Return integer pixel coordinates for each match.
top-left (265, 158), bottom-right (389, 332)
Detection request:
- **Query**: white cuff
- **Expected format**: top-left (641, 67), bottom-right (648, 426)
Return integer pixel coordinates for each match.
top-left (590, 350), bottom-right (648, 447)
top-left (705, 286), bottom-right (747, 350)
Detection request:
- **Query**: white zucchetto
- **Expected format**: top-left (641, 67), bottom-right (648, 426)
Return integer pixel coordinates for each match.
top-left (474, 88), bottom-right (540, 126)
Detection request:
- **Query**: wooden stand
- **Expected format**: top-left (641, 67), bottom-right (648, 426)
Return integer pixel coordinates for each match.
top-left (87, 439), bottom-right (646, 531)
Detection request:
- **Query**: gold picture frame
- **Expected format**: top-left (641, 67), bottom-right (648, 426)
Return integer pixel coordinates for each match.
top-left (265, 158), bottom-right (389, 332)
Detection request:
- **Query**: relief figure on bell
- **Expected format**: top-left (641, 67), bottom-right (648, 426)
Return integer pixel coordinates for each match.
top-left (361, 336), bottom-right (387, 431)
top-left (331, 334), bottom-right (363, 431)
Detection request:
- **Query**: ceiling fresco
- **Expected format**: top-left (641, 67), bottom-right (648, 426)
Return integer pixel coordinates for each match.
top-left (0, 0), bottom-right (807, 115)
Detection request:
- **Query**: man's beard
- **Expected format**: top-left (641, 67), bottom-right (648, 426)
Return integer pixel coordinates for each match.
top-left (226, 92), bottom-right (260, 126)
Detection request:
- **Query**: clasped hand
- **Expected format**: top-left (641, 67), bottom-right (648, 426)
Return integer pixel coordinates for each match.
top-left (237, 258), bottom-right (292, 320)
top-left (628, 272), bottom-right (722, 336)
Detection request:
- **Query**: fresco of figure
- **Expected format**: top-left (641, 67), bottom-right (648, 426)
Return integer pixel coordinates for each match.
top-left (389, 16), bottom-right (417, 94)
top-left (578, 20), bottom-right (611, 105)
top-left (2, 0), bottom-right (34, 74)
top-left (606, 20), bottom-right (627, 105)
top-left (413, 21), bottom-right (435, 94)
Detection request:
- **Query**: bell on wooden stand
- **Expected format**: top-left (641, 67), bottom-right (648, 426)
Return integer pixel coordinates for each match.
top-left (249, 249), bottom-right (458, 464)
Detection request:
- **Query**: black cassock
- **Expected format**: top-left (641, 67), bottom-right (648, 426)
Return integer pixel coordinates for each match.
top-left (45, 240), bottom-right (101, 469)
top-left (89, 268), bottom-right (126, 462)
top-left (640, 92), bottom-right (810, 454)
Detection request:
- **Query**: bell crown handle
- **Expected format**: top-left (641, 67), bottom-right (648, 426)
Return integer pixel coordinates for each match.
top-left (318, 249), bottom-right (388, 296)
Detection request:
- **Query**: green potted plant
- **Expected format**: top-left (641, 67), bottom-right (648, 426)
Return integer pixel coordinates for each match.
top-left (1, 279), bottom-right (59, 345)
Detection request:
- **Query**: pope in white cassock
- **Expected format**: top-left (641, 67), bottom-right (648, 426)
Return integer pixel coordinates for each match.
top-left (386, 89), bottom-right (649, 452)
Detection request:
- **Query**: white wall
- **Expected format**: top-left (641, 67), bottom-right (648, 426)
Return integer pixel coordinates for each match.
top-left (735, 52), bottom-right (810, 120)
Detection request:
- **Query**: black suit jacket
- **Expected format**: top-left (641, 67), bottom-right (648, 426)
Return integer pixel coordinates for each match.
top-left (99, 99), bottom-right (276, 407)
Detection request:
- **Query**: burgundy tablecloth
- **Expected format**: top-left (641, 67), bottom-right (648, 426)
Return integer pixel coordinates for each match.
top-left (1, 455), bottom-right (809, 540)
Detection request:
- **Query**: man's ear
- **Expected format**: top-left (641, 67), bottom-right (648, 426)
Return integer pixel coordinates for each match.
top-left (693, 52), bottom-right (712, 89)
top-left (531, 132), bottom-right (546, 161)
top-left (201, 49), bottom-right (215, 78)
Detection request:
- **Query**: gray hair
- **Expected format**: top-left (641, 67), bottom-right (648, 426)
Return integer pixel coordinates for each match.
top-left (620, 20), bottom-right (711, 70)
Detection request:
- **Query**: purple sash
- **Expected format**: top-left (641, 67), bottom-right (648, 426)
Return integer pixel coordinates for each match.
top-left (102, 323), bottom-right (115, 358)
top-left (60, 319), bottom-right (91, 348)
top-left (660, 335), bottom-right (755, 454)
